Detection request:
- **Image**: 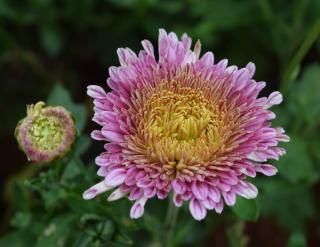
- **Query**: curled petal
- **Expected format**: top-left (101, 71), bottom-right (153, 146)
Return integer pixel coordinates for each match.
top-left (173, 193), bottom-right (183, 207)
top-left (223, 191), bottom-right (236, 206)
top-left (105, 168), bottom-right (126, 187)
top-left (214, 199), bottom-right (224, 214)
top-left (107, 188), bottom-right (128, 201)
top-left (255, 164), bottom-right (278, 176)
top-left (202, 198), bottom-right (215, 210)
top-left (264, 91), bottom-right (283, 109)
top-left (192, 181), bottom-right (208, 200)
top-left (208, 187), bottom-right (221, 203)
top-left (130, 197), bottom-right (148, 219)
top-left (141, 40), bottom-right (155, 57)
top-left (235, 182), bottom-right (258, 199)
top-left (83, 181), bottom-right (113, 200)
top-left (189, 198), bottom-right (207, 221)
top-left (246, 62), bottom-right (256, 78)
top-left (87, 85), bottom-right (107, 100)
top-left (172, 179), bottom-right (186, 194)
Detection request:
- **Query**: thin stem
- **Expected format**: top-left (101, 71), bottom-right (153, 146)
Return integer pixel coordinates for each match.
top-left (280, 18), bottom-right (320, 93)
top-left (162, 195), bottom-right (179, 247)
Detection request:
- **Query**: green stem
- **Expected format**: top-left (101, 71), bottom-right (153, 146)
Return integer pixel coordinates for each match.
top-left (280, 18), bottom-right (320, 93)
top-left (162, 195), bottom-right (179, 247)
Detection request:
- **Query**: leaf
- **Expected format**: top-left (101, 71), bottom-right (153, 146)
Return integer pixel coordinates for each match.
top-left (74, 135), bottom-right (91, 156)
top-left (35, 214), bottom-right (76, 247)
top-left (287, 231), bottom-right (306, 247)
top-left (288, 63), bottom-right (320, 125)
top-left (277, 136), bottom-right (316, 184)
top-left (260, 179), bottom-right (316, 230)
top-left (61, 158), bottom-right (84, 181)
top-left (227, 222), bottom-right (249, 247)
top-left (39, 24), bottom-right (63, 57)
top-left (0, 230), bottom-right (35, 247)
top-left (10, 212), bottom-right (32, 228)
top-left (172, 220), bottom-right (196, 246)
top-left (47, 83), bottom-right (73, 109)
top-left (231, 197), bottom-right (260, 221)
top-left (47, 83), bottom-right (87, 132)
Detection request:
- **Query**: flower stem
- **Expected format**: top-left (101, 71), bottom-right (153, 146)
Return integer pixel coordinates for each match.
top-left (162, 195), bottom-right (179, 247)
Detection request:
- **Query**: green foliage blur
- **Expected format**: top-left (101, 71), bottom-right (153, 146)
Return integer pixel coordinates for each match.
top-left (0, 0), bottom-right (319, 246)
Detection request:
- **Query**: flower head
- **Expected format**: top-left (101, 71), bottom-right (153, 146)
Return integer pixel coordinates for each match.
top-left (83, 29), bottom-right (289, 220)
top-left (15, 101), bottom-right (76, 163)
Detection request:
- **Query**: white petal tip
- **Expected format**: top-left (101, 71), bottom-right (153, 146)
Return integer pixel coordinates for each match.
top-left (83, 189), bottom-right (97, 200)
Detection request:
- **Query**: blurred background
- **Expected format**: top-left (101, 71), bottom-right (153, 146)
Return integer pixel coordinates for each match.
top-left (0, 0), bottom-right (320, 246)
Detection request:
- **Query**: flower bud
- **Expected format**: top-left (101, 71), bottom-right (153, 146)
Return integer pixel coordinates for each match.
top-left (15, 101), bottom-right (76, 163)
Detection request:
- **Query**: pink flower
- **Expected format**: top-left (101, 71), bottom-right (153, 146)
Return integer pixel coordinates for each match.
top-left (83, 29), bottom-right (289, 220)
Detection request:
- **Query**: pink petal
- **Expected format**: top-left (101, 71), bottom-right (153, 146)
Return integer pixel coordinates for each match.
top-left (246, 62), bottom-right (256, 78)
top-left (141, 40), bottom-right (154, 57)
top-left (189, 198), bottom-right (207, 221)
top-left (208, 187), bottom-right (221, 203)
top-left (199, 52), bottom-right (214, 66)
top-left (87, 85), bottom-right (107, 99)
top-left (129, 187), bottom-right (143, 201)
top-left (214, 199), bottom-right (224, 214)
top-left (172, 179), bottom-right (186, 194)
top-left (91, 130), bottom-right (106, 141)
top-left (255, 164), bottom-right (278, 176)
top-left (191, 181), bottom-right (208, 200)
top-left (264, 91), bottom-right (283, 109)
top-left (83, 181), bottom-right (112, 200)
top-left (157, 190), bottom-right (168, 199)
top-left (202, 198), bottom-right (215, 210)
top-left (102, 130), bottom-right (124, 143)
top-left (105, 168), bottom-right (126, 187)
top-left (144, 187), bottom-right (157, 198)
top-left (223, 191), bottom-right (236, 206)
top-left (173, 193), bottom-right (183, 207)
top-left (130, 197), bottom-right (148, 219)
top-left (107, 188), bottom-right (128, 201)
top-left (268, 91), bottom-right (283, 105)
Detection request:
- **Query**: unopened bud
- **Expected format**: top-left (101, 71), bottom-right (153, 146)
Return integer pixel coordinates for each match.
top-left (15, 102), bottom-right (76, 163)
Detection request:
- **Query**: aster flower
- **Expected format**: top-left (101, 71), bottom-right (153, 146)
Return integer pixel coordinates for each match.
top-left (15, 101), bottom-right (76, 163)
top-left (83, 29), bottom-right (289, 220)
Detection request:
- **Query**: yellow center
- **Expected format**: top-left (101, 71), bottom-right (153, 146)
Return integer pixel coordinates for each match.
top-left (146, 90), bottom-right (212, 141)
top-left (29, 115), bottom-right (64, 151)
top-left (139, 87), bottom-right (230, 177)
top-left (127, 72), bottom-right (239, 178)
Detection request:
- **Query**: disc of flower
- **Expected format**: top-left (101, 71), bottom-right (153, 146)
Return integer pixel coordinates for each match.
top-left (83, 29), bottom-right (289, 220)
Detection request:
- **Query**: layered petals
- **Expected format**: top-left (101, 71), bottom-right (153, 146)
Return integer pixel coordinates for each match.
top-left (84, 29), bottom-right (288, 221)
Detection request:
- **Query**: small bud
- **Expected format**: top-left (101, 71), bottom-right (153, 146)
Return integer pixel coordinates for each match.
top-left (15, 102), bottom-right (76, 163)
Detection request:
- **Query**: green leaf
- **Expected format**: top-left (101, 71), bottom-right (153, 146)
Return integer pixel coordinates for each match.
top-left (35, 214), bottom-right (76, 247)
top-left (260, 180), bottom-right (316, 230)
top-left (0, 230), bottom-right (35, 247)
top-left (61, 158), bottom-right (84, 181)
top-left (39, 24), bottom-right (63, 57)
top-left (288, 63), bottom-right (320, 125)
top-left (287, 231), bottom-right (306, 247)
top-left (277, 136), bottom-right (316, 184)
top-left (231, 197), bottom-right (260, 221)
top-left (227, 222), bottom-right (249, 247)
top-left (47, 83), bottom-right (73, 109)
top-left (71, 103), bottom-right (87, 133)
top-left (75, 134), bottom-right (91, 153)
top-left (47, 83), bottom-right (87, 132)
top-left (10, 212), bottom-right (32, 228)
